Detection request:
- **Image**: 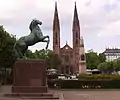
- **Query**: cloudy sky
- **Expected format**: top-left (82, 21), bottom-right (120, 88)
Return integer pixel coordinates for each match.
top-left (1, 0), bottom-right (120, 53)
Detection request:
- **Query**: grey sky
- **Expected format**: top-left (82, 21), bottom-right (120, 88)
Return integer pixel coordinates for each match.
top-left (1, 0), bottom-right (120, 53)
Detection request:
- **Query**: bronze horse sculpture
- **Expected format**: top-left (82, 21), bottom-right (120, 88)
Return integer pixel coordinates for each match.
top-left (14, 19), bottom-right (50, 59)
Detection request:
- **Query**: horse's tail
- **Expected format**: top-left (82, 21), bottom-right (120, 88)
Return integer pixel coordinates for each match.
top-left (13, 41), bottom-right (17, 50)
top-left (13, 42), bottom-right (17, 56)
top-left (13, 41), bottom-right (20, 59)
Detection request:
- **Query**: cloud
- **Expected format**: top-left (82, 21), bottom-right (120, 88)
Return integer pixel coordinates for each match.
top-left (84, 0), bottom-right (92, 6)
top-left (0, 0), bottom-right (120, 52)
top-left (97, 20), bottom-right (120, 37)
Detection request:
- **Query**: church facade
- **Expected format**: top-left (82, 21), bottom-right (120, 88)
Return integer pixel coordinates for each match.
top-left (53, 2), bottom-right (86, 74)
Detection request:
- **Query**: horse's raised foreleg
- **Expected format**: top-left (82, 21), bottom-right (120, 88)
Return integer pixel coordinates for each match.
top-left (40, 35), bottom-right (50, 49)
top-left (42, 40), bottom-right (50, 50)
top-left (41, 35), bottom-right (49, 41)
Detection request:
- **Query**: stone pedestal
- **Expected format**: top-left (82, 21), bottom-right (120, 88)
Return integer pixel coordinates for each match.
top-left (4, 59), bottom-right (59, 99)
top-left (12, 59), bottom-right (47, 93)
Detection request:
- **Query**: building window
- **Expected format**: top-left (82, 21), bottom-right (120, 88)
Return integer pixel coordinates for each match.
top-left (70, 66), bottom-right (73, 75)
top-left (56, 32), bottom-right (57, 38)
top-left (65, 47), bottom-right (68, 49)
top-left (66, 66), bottom-right (69, 74)
top-left (76, 39), bottom-right (78, 44)
top-left (56, 39), bottom-right (57, 44)
top-left (81, 54), bottom-right (85, 61)
top-left (77, 63), bottom-right (79, 67)
top-left (76, 32), bottom-right (78, 38)
top-left (65, 55), bottom-right (69, 62)
top-left (75, 52), bottom-right (79, 55)
top-left (80, 44), bottom-right (84, 47)
top-left (55, 33), bottom-right (57, 44)
top-left (61, 67), bottom-right (64, 74)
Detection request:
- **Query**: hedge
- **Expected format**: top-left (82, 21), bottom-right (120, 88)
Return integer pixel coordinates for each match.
top-left (48, 75), bottom-right (120, 89)
top-left (77, 74), bottom-right (120, 80)
top-left (58, 80), bottom-right (120, 89)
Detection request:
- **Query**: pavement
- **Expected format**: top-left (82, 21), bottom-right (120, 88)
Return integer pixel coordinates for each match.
top-left (57, 89), bottom-right (120, 100)
top-left (1, 85), bottom-right (120, 100)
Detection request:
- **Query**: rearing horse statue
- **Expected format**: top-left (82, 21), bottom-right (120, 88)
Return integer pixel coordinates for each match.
top-left (14, 19), bottom-right (50, 59)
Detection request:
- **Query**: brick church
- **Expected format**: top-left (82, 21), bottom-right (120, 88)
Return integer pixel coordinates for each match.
top-left (53, 2), bottom-right (86, 74)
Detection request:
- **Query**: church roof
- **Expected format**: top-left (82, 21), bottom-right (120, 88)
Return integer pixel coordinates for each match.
top-left (60, 43), bottom-right (73, 51)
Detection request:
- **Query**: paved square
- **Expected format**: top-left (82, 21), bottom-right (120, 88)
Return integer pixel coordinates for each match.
top-left (1, 86), bottom-right (120, 100)
top-left (57, 89), bottom-right (120, 100)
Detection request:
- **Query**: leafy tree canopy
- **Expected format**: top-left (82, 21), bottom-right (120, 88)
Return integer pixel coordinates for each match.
top-left (0, 26), bottom-right (16, 69)
top-left (86, 50), bottom-right (106, 69)
top-left (25, 49), bottom-right (62, 69)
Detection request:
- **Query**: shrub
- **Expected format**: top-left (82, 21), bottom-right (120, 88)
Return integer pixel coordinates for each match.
top-left (77, 74), bottom-right (120, 80)
top-left (48, 75), bottom-right (120, 89)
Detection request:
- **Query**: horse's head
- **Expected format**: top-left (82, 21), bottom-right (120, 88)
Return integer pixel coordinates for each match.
top-left (29, 19), bottom-right (42, 31)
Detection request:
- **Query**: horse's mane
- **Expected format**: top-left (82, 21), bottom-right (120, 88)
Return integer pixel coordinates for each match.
top-left (29, 19), bottom-right (37, 31)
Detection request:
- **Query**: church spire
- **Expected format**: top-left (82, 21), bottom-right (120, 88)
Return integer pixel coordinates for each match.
top-left (74, 2), bottom-right (78, 20)
top-left (53, 1), bottom-right (60, 30)
top-left (55, 1), bottom-right (58, 15)
top-left (72, 2), bottom-right (80, 48)
top-left (53, 1), bottom-right (60, 55)
top-left (73, 2), bottom-right (80, 30)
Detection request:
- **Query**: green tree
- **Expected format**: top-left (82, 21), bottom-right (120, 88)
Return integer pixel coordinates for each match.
top-left (86, 51), bottom-right (100, 69)
top-left (34, 49), bottom-right (47, 59)
top-left (25, 49), bottom-right (62, 69)
top-left (112, 59), bottom-right (120, 71)
top-left (0, 26), bottom-right (16, 67)
top-left (0, 26), bottom-right (16, 83)
top-left (97, 62), bottom-right (107, 74)
top-left (98, 53), bottom-right (106, 63)
top-left (106, 61), bottom-right (114, 74)
top-left (46, 50), bottom-right (62, 69)
top-left (25, 49), bottom-right (48, 59)
top-left (98, 61), bottom-right (114, 74)
top-left (24, 50), bottom-right (36, 59)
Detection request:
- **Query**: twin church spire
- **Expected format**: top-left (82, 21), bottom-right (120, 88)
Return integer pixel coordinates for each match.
top-left (53, 2), bottom-right (86, 74)
top-left (53, 2), bottom-right (80, 54)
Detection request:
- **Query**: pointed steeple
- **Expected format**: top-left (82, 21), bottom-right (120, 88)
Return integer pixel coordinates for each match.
top-left (73, 2), bottom-right (80, 29)
top-left (55, 1), bottom-right (58, 16)
top-left (53, 1), bottom-right (60, 55)
top-left (74, 2), bottom-right (78, 21)
top-left (53, 1), bottom-right (60, 30)
top-left (72, 2), bottom-right (80, 48)
top-left (72, 2), bottom-right (81, 73)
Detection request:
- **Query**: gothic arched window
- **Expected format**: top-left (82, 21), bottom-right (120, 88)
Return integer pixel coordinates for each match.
top-left (70, 66), bottom-right (73, 75)
top-left (66, 66), bottom-right (69, 74)
top-left (81, 54), bottom-right (85, 61)
top-left (56, 39), bottom-right (57, 44)
top-left (55, 32), bottom-right (57, 44)
top-left (76, 39), bottom-right (78, 44)
top-left (76, 32), bottom-right (78, 38)
top-left (61, 67), bottom-right (64, 74)
top-left (65, 55), bottom-right (69, 62)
